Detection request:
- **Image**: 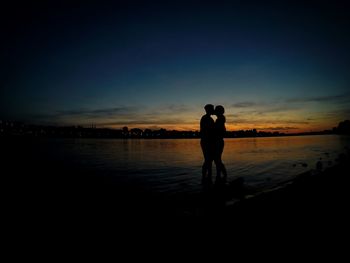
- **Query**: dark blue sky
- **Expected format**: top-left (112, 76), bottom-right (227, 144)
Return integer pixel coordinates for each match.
top-left (2, 0), bottom-right (350, 131)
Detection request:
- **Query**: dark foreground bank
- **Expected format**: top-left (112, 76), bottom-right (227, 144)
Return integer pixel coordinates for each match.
top-left (4, 138), bottom-right (350, 225)
top-left (229, 153), bottom-right (350, 220)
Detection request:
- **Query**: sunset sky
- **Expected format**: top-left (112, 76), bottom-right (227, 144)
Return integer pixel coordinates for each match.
top-left (2, 0), bottom-right (350, 132)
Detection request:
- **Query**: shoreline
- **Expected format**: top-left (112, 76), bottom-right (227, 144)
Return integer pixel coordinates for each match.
top-left (179, 148), bottom-right (350, 217)
top-left (0, 132), bottom-right (342, 140)
top-left (5, 137), bottom-right (350, 220)
top-left (222, 151), bottom-right (350, 218)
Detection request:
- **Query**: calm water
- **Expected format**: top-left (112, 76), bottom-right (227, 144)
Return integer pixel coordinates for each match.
top-left (29, 134), bottom-right (350, 195)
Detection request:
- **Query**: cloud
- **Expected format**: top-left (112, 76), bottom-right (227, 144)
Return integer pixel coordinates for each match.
top-left (320, 108), bottom-right (350, 120)
top-left (165, 104), bottom-right (193, 113)
top-left (231, 118), bottom-right (309, 125)
top-left (54, 106), bottom-right (135, 117)
top-left (27, 99), bottom-right (348, 131)
top-left (257, 126), bottom-right (300, 131)
top-left (226, 114), bottom-right (241, 118)
top-left (253, 105), bottom-right (300, 115)
top-left (29, 104), bottom-right (200, 128)
top-left (231, 102), bottom-right (258, 108)
top-left (145, 104), bottom-right (196, 116)
top-left (230, 100), bottom-right (301, 116)
top-left (99, 117), bottom-right (194, 126)
top-left (29, 106), bottom-right (140, 124)
top-left (231, 94), bottom-right (350, 117)
top-left (286, 94), bottom-right (350, 103)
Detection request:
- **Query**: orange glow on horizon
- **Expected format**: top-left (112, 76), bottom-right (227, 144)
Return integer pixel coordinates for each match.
top-left (101, 122), bottom-right (335, 134)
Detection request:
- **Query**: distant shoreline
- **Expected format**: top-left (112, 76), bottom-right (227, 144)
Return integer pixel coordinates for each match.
top-left (0, 132), bottom-right (341, 139)
top-left (0, 120), bottom-right (341, 139)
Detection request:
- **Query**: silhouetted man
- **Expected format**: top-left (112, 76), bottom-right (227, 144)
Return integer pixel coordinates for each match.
top-left (200, 104), bottom-right (215, 178)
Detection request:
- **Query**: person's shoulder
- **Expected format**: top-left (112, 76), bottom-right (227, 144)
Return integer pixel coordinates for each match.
top-left (201, 114), bottom-right (212, 121)
top-left (200, 115), bottom-right (208, 125)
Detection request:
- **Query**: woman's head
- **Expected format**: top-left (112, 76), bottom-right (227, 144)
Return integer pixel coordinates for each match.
top-left (215, 105), bottom-right (225, 115)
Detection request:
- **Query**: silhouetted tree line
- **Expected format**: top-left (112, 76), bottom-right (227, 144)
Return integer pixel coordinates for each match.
top-left (333, 120), bottom-right (350, 134)
top-left (1, 120), bottom-right (348, 139)
top-left (225, 129), bottom-right (286, 137)
top-left (0, 121), bottom-right (199, 138)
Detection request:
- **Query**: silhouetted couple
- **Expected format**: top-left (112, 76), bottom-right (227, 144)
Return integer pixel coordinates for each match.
top-left (200, 104), bottom-right (227, 181)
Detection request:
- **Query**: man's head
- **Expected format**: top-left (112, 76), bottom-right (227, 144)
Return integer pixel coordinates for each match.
top-left (204, 104), bottom-right (214, 115)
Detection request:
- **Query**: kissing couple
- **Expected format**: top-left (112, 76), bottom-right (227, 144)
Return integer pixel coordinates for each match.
top-left (200, 104), bottom-right (227, 180)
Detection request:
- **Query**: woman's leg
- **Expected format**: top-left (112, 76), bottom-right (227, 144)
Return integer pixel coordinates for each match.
top-left (214, 158), bottom-right (221, 177)
top-left (221, 162), bottom-right (227, 178)
top-left (221, 140), bottom-right (227, 178)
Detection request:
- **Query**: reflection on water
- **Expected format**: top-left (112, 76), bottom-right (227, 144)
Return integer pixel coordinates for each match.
top-left (29, 135), bottom-right (350, 194)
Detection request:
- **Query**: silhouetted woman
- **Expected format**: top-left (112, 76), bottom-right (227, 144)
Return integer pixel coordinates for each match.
top-left (214, 105), bottom-right (227, 179)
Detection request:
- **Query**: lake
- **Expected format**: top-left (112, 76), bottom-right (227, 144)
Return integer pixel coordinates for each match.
top-left (12, 134), bottom-right (350, 196)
